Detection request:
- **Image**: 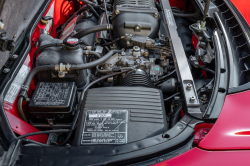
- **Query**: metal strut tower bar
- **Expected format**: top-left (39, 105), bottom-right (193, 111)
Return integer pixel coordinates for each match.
top-left (159, 0), bottom-right (203, 119)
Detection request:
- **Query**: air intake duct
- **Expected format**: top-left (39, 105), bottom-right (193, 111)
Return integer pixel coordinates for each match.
top-left (121, 69), bottom-right (154, 88)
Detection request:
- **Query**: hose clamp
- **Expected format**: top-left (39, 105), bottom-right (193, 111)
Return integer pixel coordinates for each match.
top-left (107, 24), bottom-right (111, 30)
top-left (21, 85), bottom-right (29, 91)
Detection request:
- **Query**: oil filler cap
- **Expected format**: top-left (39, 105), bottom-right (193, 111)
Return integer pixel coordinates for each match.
top-left (63, 38), bottom-right (79, 47)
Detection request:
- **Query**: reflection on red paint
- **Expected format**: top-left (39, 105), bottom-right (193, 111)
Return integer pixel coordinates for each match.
top-left (235, 131), bottom-right (250, 135)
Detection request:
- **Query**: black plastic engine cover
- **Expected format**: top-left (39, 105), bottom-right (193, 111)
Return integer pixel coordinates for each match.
top-left (74, 86), bottom-right (168, 146)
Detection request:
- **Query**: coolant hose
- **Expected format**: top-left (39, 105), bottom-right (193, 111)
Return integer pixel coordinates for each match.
top-left (18, 97), bottom-right (28, 122)
top-left (32, 43), bottom-right (63, 68)
top-left (70, 50), bottom-right (122, 70)
top-left (173, 12), bottom-right (196, 18)
top-left (83, 50), bottom-right (101, 58)
top-left (170, 104), bottom-right (182, 128)
top-left (20, 65), bottom-right (55, 95)
top-left (73, 24), bottom-right (113, 39)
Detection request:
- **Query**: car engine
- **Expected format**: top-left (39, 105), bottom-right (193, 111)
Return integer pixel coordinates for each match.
top-left (17, 0), bottom-right (216, 148)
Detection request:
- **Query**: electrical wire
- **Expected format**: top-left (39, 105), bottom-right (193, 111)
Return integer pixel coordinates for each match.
top-left (164, 92), bottom-right (181, 102)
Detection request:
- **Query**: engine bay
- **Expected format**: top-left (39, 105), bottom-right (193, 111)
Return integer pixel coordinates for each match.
top-left (2, 0), bottom-right (222, 164)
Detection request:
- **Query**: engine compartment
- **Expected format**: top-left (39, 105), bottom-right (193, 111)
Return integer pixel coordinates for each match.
top-left (1, 0), bottom-right (222, 164)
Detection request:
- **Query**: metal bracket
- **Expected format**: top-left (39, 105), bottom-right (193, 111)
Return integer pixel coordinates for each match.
top-left (0, 29), bottom-right (15, 54)
top-left (159, 0), bottom-right (203, 119)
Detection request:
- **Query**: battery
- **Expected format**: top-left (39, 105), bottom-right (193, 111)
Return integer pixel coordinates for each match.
top-left (29, 82), bottom-right (77, 117)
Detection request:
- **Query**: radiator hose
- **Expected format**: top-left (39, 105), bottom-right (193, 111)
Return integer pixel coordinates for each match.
top-left (73, 24), bottom-right (113, 39)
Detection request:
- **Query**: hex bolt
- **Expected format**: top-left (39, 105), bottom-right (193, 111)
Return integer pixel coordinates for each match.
top-left (154, 13), bottom-right (159, 18)
top-left (115, 10), bottom-right (120, 15)
top-left (10, 54), bottom-right (18, 60)
top-left (3, 68), bottom-right (10, 73)
top-left (190, 96), bottom-right (196, 102)
top-left (186, 83), bottom-right (192, 90)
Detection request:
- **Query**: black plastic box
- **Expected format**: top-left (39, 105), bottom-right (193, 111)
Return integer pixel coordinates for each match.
top-left (29, 82), bottom-right (76, 117)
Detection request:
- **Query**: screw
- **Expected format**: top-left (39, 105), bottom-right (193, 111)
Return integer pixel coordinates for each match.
top-left (190, 96), bottom-right (196, 102)
top-left (115, 10), bottom-right (120, 15)
top-left (3, 68), bottom-right (10, 73)
top-left (186, 83), bottom-right (192, 90)
top-left (154, 13), bottom-right (159, 18)
top-left (10, 54), bottom-right (18, 60)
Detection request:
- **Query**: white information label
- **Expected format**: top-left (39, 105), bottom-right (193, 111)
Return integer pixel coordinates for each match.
top-left (4, 65), bottom-right (30, 104)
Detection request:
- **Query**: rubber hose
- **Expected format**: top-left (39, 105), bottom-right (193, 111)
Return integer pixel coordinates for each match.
top-left (199, 67), bottom-right (215, 75)
top-left (173, 12), bottom-right (196, 18)
top-left (17, 129), bottom-right (70, 139)
top-left (73, 24), bottom-right (113, 39)
top-left (32, 43), bottom-right (63, 68)
top-left (18, 97), bottom-right (28, 122)
top-left (170, 104), bottom-right (182, 128)
top-left (87, 4), bottom-right (100, 18)
top-left (83, 50), bottom-right (101, 58)
top-left (21, 138), bottom-right (50, 146)
top-left (164, 92), bottom-right (180, 102)
top-left (70, 50), bottom-right (121, 70)
top-left (23, 65), bottom-right (55, 89)
top-left (102, 38), bottom-right (121, 46)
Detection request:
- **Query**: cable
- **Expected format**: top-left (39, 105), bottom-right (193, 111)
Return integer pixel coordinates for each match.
top-left (80, 70), bottom-right (131, 101)
top-left (73, 24), bottom-right (113, 39)
top-left (155, 70), bottom-right (176, 86)
top-left (102, 38), bottom-right (121, 47)
top-left (59, 109), bottom-right (80, 146)
top-left (103, 0), bottom-right (109, 25)
top-left (199, 66), bottom-right (215, 75)
top-left (17, 129), bottom-right (70, 140)
top-left (21, 138), bottom-right (50, 146)
top-left (87, 4), bottom-right (100, 18)
top-left (164, 92), bottom-right (180, 102)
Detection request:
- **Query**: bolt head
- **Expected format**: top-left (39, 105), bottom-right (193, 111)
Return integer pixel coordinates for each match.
top-left (186, 83), bottom-right (192, 90)
top-left (10, 54), bottom-right (18, 60)
top-left (115, 10), bottom-right (120, 15)
top-left (3, 68), bottom-right (10, 73)
top-left (154, 13), bottom-right (159, 18)
top-left (190, 96), bottom-right (196, 102)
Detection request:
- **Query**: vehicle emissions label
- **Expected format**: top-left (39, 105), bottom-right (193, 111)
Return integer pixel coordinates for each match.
top-left (81, 110), bottom-right (128, 145)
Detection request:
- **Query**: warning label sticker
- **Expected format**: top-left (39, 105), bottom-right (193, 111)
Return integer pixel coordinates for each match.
top-left (4, 65), bottom-right (30, 104)
top-left (81, 110), bottom-right (128, 145)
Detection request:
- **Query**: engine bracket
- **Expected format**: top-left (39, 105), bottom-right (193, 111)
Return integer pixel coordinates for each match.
top-left (159, 0), bottom-right (203, 119)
